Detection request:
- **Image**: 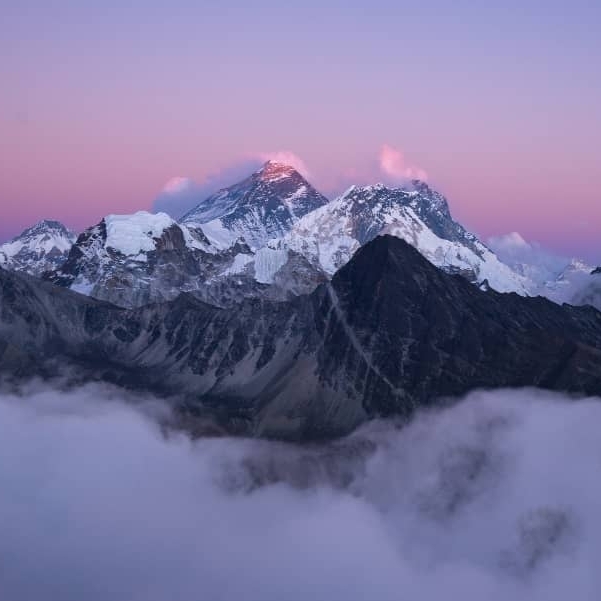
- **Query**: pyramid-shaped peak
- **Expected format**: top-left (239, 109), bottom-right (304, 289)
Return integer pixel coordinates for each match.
top-left (257, 160), bottom-right (301, 181)
top-left (17, 220), bottom-right (75, 240)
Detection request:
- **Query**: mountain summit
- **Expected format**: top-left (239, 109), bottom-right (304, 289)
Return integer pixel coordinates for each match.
top-left (280, 182), bottom-right (528, 293)
top-left (0, 220), bottom-right (76, 276)
top-left (181, 161), bottom-right (329, 249)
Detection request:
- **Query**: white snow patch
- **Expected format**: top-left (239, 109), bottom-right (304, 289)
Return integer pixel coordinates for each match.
top-left (198, 219), bottom-right (240, 251)
top-left (104, 212), bottom-right (175, 256)
top-left (70, 279), bottom-right (96, 295)
top-left (254, 247), bottom-right (289, 284)
top-left (222, 253), bottom-right (254, 276)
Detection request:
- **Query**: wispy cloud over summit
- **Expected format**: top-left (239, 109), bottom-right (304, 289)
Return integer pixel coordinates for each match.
top-left (379, 144), bottom-right (428, 182)
top-left (153, 150), bottom-right (310, 218)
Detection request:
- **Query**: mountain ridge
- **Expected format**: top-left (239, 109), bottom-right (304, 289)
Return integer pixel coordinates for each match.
top-left (2, 235), bottom-right (601, 440)
top-left (0, 220), bottom-right (76, 276)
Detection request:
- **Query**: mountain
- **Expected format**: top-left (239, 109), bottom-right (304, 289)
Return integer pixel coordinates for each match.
top-left (17, 169), bottom-right (585, 311)
top-left (277, 182), bottom-right (529, 293)
top-left (181, 160), bottom-right (329, 250)
top-left (4, 235), bottom-right (601, 440)
top-left (46, 211), bottom-right (325, 307)
top-left (0, 220), bottom-right (76, 276)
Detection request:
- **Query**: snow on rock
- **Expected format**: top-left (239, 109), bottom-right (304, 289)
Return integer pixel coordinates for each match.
top-left (181, 161), bottom-right (328, 251)
top-left (0, 220), bottom-right (77, 276)
top-left (279, 183), bottom-right (530, 295)
top-left (104, 211), bottom-right (176, 256)
top-left (197, 218), bottom-right (240, 251)
top-left (254, 246), bottom-right (289, 284)
top-left (222, 253), bottom-right (254, 276)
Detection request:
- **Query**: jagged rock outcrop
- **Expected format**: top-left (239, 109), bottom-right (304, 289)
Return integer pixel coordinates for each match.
top-left (44, 211), bottom-right (325, 308)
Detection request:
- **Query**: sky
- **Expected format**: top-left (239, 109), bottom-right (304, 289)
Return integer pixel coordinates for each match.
top-left (1, 0), bottom-right (600, 261)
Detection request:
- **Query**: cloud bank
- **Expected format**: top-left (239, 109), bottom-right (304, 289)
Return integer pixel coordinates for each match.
top-left (1, 384), bottom-right (600, 600)
top-left (487, 232), bottom-right (572, 281)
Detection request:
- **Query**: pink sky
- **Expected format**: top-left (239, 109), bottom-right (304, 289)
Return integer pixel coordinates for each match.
top-left (1, 0), bottom-right (599, 262)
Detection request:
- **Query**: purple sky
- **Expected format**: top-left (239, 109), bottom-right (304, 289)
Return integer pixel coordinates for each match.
top-left (1, 0), bottom-right (599, 261)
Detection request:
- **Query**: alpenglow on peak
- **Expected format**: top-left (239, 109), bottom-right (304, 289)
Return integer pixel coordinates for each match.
top-left (180, 160), bottom-right (328, 250)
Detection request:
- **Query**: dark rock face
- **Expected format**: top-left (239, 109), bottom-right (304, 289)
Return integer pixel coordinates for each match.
top-left (592, 267), bottom-right (601, 275)
top-left (321, 237), bottom-right (601, 417)
top-left (2, 236), bottom-right (601, 440)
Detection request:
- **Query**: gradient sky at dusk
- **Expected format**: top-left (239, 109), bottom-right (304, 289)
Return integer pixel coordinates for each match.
top-left (1, 0), bottom-right (600, 261)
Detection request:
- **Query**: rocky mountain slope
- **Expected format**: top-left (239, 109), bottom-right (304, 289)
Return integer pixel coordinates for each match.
top-left (2, 235), bottom-right (601, 440)
top-left (0, 220), bottom-right (76, 276)
top-left (45, 211), bottom-right (325, 308)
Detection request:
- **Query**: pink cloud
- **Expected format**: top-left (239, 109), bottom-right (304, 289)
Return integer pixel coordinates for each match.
top-left (379, 144), bottom-right (427, 182)
top-left (257, 151), bottom-right (309, 178)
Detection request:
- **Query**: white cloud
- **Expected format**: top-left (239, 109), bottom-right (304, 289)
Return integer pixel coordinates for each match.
top-left (487, 232), bottom-right (572, 283)
top-left (1, 383), bottom-right (600, 600)
top-left (379, 144), bottom-right (428, 182)
top-left (161, 176), bottom-right (195, 194)
top-left (257, 151), bottom-right (310, 178)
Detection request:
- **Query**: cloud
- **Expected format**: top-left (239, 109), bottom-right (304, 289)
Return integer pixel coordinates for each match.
top-left (379, 144), bottom-right (428, 182)
top-left (257, 151), bottom-right (310, 178)
top-left (152, 159), bottom-right (263, 219)
top-left (322, 145), bottom-right (429, 197)
top-left (152, 151), bottom-right (310, 219)
top-left (487, 232), bottom-right (572, 281)
top-left (1, 383), bottom-right (600, 600)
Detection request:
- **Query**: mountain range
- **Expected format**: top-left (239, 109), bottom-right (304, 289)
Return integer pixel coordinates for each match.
top-left (0, 220), bottom-right (76, 276)
top-left (1, 160), bottom-right (600, 439)
top-left (1, 235), bottom-right (600, 440)
top-left (3, 160), bottom-right (596, 311)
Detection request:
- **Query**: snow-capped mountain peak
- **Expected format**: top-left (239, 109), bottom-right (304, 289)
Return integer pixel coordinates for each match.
top-left (0, 219), bottom-right (76, 276)
top-left (181, 161), bottom-right (329, 250)
top-left (280, 181), bottom-right (529, 294)
top-left (258, 160), bottom-right (299, 182)
top-left (104, 211), bottom-right (182, 256)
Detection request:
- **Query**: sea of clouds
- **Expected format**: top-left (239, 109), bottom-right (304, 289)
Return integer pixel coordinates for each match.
top-left (0, 383), bottom-right (599, 601)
